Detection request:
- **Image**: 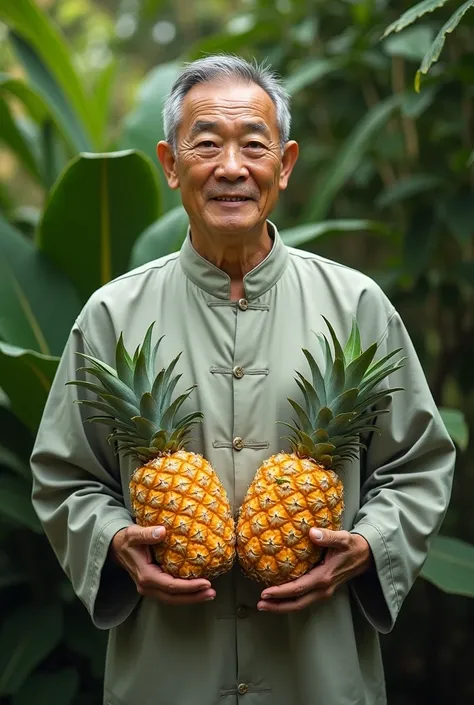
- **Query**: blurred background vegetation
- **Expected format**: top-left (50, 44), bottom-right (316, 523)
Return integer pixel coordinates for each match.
top-left (0, 0), bottom-right (474, 703)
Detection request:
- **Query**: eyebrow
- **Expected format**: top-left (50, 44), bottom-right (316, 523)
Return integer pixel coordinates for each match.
top-left (189, 120), bottom-right (272, 140)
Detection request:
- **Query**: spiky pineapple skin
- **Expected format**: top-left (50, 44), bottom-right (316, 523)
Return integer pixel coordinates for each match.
top-left (130, 450), bottom-right (235, 579)
top-left (236, 453), bottom-right (344, 585)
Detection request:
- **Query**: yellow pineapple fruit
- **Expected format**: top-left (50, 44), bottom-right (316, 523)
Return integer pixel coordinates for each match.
top-left (68, 323), bottom-right (235, 580)
top-left (236, 317), bottom-right (404, 585)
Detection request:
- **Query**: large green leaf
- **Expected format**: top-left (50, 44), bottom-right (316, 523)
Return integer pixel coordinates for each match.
top-left (0, 0), bottom-right (99, 146)
top-left (0, 474), bottom-right (42, 533)
top-left (0, 603), bottom-right (63, 695)
top-left (130, 206), bottom-right (189, 268)
top-left (9, 32), bottom-right (92, 153)
top-left (12, 669), bottom-right (79, 705)
top-left (439, 407), bottom-right (469, 450)
top-left (306, 95), bottom-right (401, 221)
top-left (285, 57), bottom-right (345, 95)
top-left (280, 220), bottom-right (391, 248)
top-left (416, 0), bottom-right (474, 86)
top-left (382, 0), bottom-right (450, 37)
top-left (37, 150), bottom-right (161, 303)
top-left (0, 96), bottom-right (41, 181)
top-left (120, 61), bottom-right (181, 213)
top-left (421, 535), bottom-right (474, 597)
top-left (0, 343), bottom-right (58, 432)
top-left (0, 72), bottom-right (47, 123)
top-left (0, 214), bottom-right (81, 355)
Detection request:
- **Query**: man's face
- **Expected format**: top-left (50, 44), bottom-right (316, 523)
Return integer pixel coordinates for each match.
top-left (158, 80), bottom-right (298, 238)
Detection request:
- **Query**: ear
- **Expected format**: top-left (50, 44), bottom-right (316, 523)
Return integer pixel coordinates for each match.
top-left (279, 141), bottom-right (299, 191)
top-left (157, 141), bottom-right (180, 189)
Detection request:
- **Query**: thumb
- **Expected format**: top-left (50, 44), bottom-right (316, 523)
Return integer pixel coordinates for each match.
top-left (309, 527), bottom-right (349, 548)
top-left (127, 525), bottom-right (166, 546)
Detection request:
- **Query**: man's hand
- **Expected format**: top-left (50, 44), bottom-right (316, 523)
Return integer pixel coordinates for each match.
top-left (257, 528), bottom-right (372, 613)
top-left (110, 525), bottom-right (216, 605)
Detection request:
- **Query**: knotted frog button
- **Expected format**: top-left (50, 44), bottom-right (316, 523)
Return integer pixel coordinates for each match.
top-left (233, 437), bottom-right (244, 451)
top-left (233, 366), bottom-right (244, 378)
top-left (237, 683), bottom-right (249, 695)
top-left (238, 298), bottom-right (249, 311)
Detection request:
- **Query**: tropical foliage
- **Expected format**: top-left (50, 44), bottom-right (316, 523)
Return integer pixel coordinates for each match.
top-left (0, 0), bottom-right (473, 703)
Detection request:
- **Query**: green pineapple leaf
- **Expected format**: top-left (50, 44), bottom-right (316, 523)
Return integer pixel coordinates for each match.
top-left (288, 398), bottom-right (313, 432)
top-left (344, 319), bottom-right (362, 361)
top-left (140, 392), bottom-right (159, 424)
top-left (302, 348), bottom-right (326, 406)
top-left (331, 388), bottom-right (359, 416)
top-left (116, 333), bottom-right (134, 389)
top-left (322, 316), bottom-right (345, 362)
top-left (327, 357), bottom-right (345, 401)
top-left (317, 333), bottom-right (334, 387)
top-left (345, 343), bottom-right (378, 388)
top-left (133, 347), bottom-right (152, 401)
top-left (282, 315), bottom-right (404, 466)
top-left (74, 399), bottom-right (120, 417)
top-left (76, 366), bottom-right (138, 407)
top-left (295, 372), bottom-right (321, 417)
top-left (316, 407), bottom-right (333, 428)
top-left (132, 416), bottom-right (159, 440)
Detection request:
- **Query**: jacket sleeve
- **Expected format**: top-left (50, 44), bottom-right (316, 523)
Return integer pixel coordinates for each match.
top-left (30, 321), bottom-right (139, 629)
top-left (350, 310), bottom-right (456, 633)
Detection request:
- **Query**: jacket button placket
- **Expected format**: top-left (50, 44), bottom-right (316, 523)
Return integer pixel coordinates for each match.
top-left (232, 294), bottom-right (270, 701)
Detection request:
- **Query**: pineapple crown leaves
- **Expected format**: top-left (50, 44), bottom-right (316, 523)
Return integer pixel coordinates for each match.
top-left (284, 316), bottom-right (406, 468)
top-left (66, 322), bottom-right (203, 461)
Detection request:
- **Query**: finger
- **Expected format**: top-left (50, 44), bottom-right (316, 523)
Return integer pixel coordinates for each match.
top-left (148, 588), bottom-right (216, 605)
top-left (141, 569), bottom-right (212, 594)
top-left (257, 591), bottom-right (325, 613)
top-left (260, 573), bottom-right (317, 600)
top-left (126, 525), bottom-right (166, 546)
top-left (260, 562), bottom-right (333, 600)
top-left (309, 528), bottom-right (351, 549)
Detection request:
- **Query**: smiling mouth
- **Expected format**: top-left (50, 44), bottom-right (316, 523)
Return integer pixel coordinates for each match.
top-left (211, 196), bottom-right (252, 202)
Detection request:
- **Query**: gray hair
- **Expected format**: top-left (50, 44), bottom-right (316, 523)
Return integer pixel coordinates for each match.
top-left (163, 54), bottom-right (291, 152)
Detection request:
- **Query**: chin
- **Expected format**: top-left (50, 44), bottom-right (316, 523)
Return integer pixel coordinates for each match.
top-left (209, 214), bottom-right (263, 235)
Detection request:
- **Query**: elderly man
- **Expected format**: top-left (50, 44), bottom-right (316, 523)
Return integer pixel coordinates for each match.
top-left (31, 55), bottom-right (455, 705)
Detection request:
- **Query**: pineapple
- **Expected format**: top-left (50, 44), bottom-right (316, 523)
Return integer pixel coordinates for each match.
top-left (68, 323), bottom-right (235, 580)
top-left (236, 317), bottom-right (404, 586)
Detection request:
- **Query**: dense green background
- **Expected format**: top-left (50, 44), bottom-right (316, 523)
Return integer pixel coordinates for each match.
top-left (0, 0), bottom-right (474, 703)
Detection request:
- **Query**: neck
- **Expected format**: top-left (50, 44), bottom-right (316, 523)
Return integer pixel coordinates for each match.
top-left (190, 222), bottom-right (273, 300)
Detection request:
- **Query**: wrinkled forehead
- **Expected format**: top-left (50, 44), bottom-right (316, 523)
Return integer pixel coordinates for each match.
top-left (178, 79), bottom-right (279, 139)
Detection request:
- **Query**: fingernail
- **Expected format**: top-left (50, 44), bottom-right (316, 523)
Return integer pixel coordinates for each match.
top-left (152, 527), bottom-right (164, 538)
top-left (312, 529), bottom-right (323, 540)
top-left (258, 605), bottom-right (268, 611)
top-left (204, 596), bottom-right (215, 601)
top-left (261, 593), bottom-right (270, 599)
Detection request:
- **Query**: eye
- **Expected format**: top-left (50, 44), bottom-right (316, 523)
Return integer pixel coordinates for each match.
top-left (246, 141), bottom-right (265, 149)
top-left (197, 140), bottom-right (217, 148)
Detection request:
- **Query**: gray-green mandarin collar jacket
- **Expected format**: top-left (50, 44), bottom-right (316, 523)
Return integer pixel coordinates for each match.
top-left (31, 223), bottom-right (455, 705)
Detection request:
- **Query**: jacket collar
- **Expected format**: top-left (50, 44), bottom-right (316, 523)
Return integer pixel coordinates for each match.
top-left (179, 221), bottom-right (289, 300)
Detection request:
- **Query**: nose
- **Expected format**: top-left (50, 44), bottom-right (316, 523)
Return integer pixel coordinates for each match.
top-left (214, 144), bottom-right (249, 182)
